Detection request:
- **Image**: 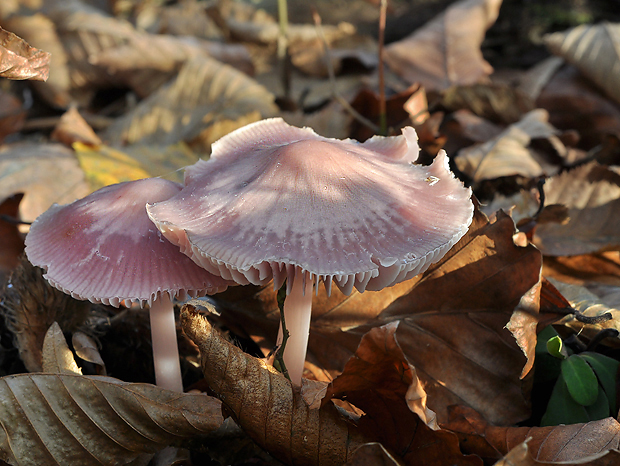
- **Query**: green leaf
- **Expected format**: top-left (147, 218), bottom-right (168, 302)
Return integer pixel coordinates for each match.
top-left (580, 352), bottom-right (619, 414)
top-left (585, 386), bottom-right (611, 421)
top-left (541, 376), bottom-right (589, 426)
top-left (546, 335), bottom-right (567, 359)
top-left (561, 354), bottom-right (599, 406)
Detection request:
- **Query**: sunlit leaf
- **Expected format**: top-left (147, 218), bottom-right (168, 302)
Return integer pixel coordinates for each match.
top-left (0, 26), bottom-right (50, 81)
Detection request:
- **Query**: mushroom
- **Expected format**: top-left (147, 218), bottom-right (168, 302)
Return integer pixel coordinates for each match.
top-left (147, 118), bottom-right (474, 384)
top-left (25, 178), bottom-right (231, 392)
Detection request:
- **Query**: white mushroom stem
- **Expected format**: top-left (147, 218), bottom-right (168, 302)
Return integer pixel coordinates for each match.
top-left (149, 293), bottom-right (183, 392)
top-left (277, 271), bottom-right (314, 385)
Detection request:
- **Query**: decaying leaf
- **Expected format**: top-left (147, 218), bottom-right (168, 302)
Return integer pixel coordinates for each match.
top-left (0, 373), bottom-right (224, 465)
top-left (104, 55), bottom-right (278, 152)
top-left (536, 65), bottom-right (620, 149)
top-left (323, 322), bottom-right (481, 466)
top-left (72, 332), bottom-right (106, 374)
top-left (42, 322), bottom-right (82, 375)
top-left (445, 405), bottom-right (620, 464)
top-left (494, 440), bottom-right (620, 466)
top-left (384, 0), bottom-right (502, 91)
top-left (456, 109), bottom-right (560, 182)
top-left (51, 107), bottom-right (102, 147)
top-left (213, 205), bottom-right (542, 426)
top-left (545, 23), bottom-right (620, 106)
top-left (0, 143), bottom-right (89, 223)
top-left (0, 26), bottom-right (50, 81)
top-left (1, 258), bottom-right (93, 372)
top-left (534, 162), bottom-right (620, 256)
top-left (181, 304), bottom-right (365, 466)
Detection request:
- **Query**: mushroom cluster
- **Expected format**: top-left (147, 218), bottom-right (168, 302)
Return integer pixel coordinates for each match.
top-left (26, 118), bottom-right (473, 389)
top-left (25, 178), bottom-right (231, 392)
top-left (147, 118), bottom-right (474, 384)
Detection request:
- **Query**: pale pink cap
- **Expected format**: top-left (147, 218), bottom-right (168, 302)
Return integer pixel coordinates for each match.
top-left (25, 178), bottom-right (231, 307)
top-left (148, 118), bottom-right (474, 295)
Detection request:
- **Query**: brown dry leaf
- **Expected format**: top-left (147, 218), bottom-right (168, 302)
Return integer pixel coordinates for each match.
top-left (3, 13), bottom-right (72, 107)
top-left (445, 405), bottom-right (620, 464)
top-left (214, 205), bottom-right (542, 426)
top-left (543, 252), bottom-right (620, 288)
top-left (2, 258), bottom-right (93, 372)
top-left (544, 23), bottom-right (620, 106)
top-left (104, 55), bottom-right (277, 153)
top-left (181, 304), bottom-right (366, 466)
top-left (0, 194), bottom-right (24, 279)
top-left (494, 441), bottom-right (620, 466)
top-left (90, 33), bottom-right (255, 97)
top-left (441, 83), bottom-right (534, 125)
top-left (0, 143), bottom-right (89, 223)
top-left (533, 162), bottom-right (620, 256)
top-left (0, 26), bottom-right (50, 81)
top-left (455, 109), bottom-right (560, 182)
top-left (42, 322), bottom-right (82, 375)
top-left (72, 332), bottom-right (106, 374)
top-left (536, 65), bottom-right (620, 149)
top-left (51, 106), bottom-right (102, 147)
top-left (324, 322), bottom-right (481, 466)
top-left (384, 0), bottom-right (502, 91)
top-left (281, 101), bottom-right (352, 140)
top-left (0, 372), bottom-right (224, 465)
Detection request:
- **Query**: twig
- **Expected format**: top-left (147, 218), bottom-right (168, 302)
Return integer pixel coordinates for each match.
top-left (311, 9), bottom-right (381, 134)
top-left (378, 0), bottom-right (388, 135)
top-left (277, 0), bottom-right (291, 100)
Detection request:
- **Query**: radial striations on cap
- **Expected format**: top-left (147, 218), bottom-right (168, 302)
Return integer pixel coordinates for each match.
top-left (25, 178), bottom-right (231, 307)
top-left (148, 118), bottom-right (474, 295)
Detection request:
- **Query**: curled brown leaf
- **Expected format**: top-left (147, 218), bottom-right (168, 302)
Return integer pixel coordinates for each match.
top-left (0, 27), bottom-right (50, 81)
top-left (181, 303), bottom-right (365, 466)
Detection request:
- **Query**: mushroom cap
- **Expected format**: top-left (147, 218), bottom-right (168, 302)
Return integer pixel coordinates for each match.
top-left (25, 178), bottom-right (231, 307)
top-left (147, 118), bottom-right (474, 295)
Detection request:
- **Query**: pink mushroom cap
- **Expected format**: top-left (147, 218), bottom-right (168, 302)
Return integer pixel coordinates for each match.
top-left (147, 118), bottom-right (474, 295)
top-left (25, 177), bottom-right (231, 306)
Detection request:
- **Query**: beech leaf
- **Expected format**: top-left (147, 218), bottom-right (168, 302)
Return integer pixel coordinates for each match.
top-left (445, 405), bottom-right (620, 463)
top-left (0, 373), bottom-right (224, 465)
top-left (0, 26), bottom-right (50, 81)
top-left (384, 0), bottom-right (502, 90)
top-left (42, 322), bottom-right (82, 375)
top-left (105, 55), bottom-right (278, 153)
top-left (545, 23), bottom-right (620, 106)
top-left (534, 162), bottom-right (620, 256)
top-left (180, 304), bottom-right (365, 466)
top-left (0, 193), bottom-right (24, 277)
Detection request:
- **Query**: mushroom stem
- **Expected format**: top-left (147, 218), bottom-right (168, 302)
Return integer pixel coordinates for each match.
top-left (277, 271), bottom-right (313, 385)
top-left (149, 293), bottom-right (184, 392)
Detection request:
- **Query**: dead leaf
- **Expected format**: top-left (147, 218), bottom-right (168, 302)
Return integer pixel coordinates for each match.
top-left (544, 23), bottom-right (620, 106)
top-left (213, 205), bottom-right (542, 425)
top-left (456, 109), bottom-right (560, 182)
top-left (0, 373), bottom-right (224, 465)
top-left (181, 304), bottom-right (366, 466)
top-left (1, 257), bottom-right (94, 372)
top-left (345, 443), bottom-right (401, 466)
top-left (0, 143), bottom-right (89, 223)
top-left (72, 143), bottom-right (151, 191)
top-left (441, 83), bottom-right (534, 125)
top-left (51, 107), bottom-right (102, 147)
top-left (104, 55), bottom-right (277, 153)
top-left (0, 194), bottom-right (24, 279)
top-left (445, 405), bottom-right (620, 463)
top-left (3, 13), bottom-right (72, 107)
top-left (494, 440), bottom-right (620, 466)
top-left (72, 332), bottom-right (106, 375)
top-left (323, 322), bottom-right (481, 466)
top-left (543, 252), bottom-right (620, 288)
top-left (533, 162), bottom-right (620, 256)
top-left (42, 322), bottom-right (82, 375)
top-left (0, 26), bottom-right (50, 81)
top-left (536, 65), bottom-right (620, 149)
top-left (517, 56), bottom-right (565, 102)
top-left (384, 0), bottom-right (502, 91)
